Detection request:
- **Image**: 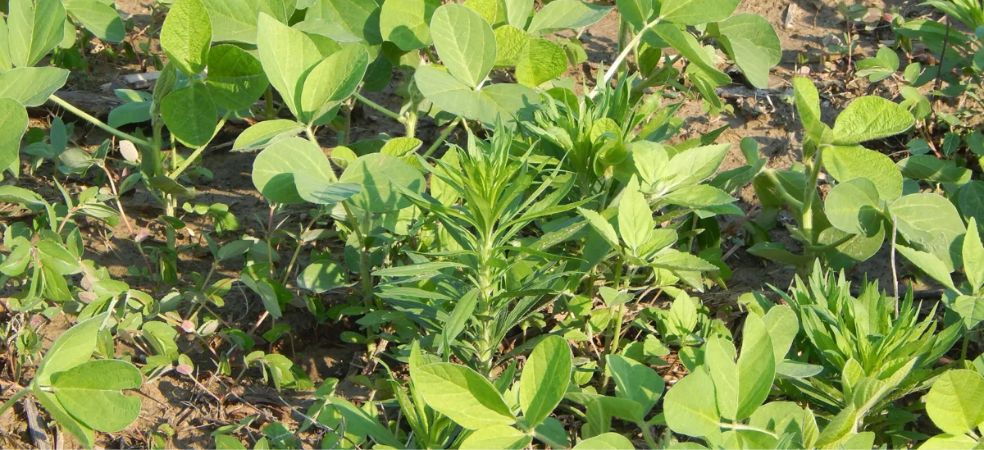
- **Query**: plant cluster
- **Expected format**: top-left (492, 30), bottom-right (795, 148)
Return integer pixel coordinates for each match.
top-left (0, 0), bottom-right (982, 449)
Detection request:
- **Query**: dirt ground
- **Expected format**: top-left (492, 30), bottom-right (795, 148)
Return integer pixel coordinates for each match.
top-left (0, 0), bottom-right (961, 447)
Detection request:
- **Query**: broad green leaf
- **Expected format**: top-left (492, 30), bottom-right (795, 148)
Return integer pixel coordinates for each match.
top-left (572, 433), bottom-right (635, 449)
top-left (414, 65), bottom-right (539, 124)
top-left (925, 369), bottom-right (984, 435)
top-left (36, 313), bottom-right (108, 386)
top-left (654, 23), bottom-right (731, 86)
top-left (527, 0), bottom-right (610, 34)
top-left (665, 368), bottom-right (721, 438)
top-left (855, 46), bottom-right (900, 82)
top-left (232, 119), bottom-right (304, 152)
top-left (252, 137), bottom-right (334, 203)
top-left (35, 391), bottom-right (95, 448)
top-left (379, 0), bottom-right (439, 51)
top-left (823, 145), bottom-right (903, 201)
top-left (736, 313), bottom-right (775, 420)
top-left (663, 143), bottom-right (730, 189)
top-left (519, 335), bottom-right (572, 426)
top-left (606, 355), bottom-right (664, 417)
top-left (160, 0), bottom-right (212, 75)
top-left (160, 83), bottom-right (218, 147)
top-left (618, 180), bottom-right (655, 254)
top-left (493, 24), bottom-right (529, 66)
top-left (430, 4), bottom-right (496, 87)
top-left (964, 218), bottom-right (984, 293)
top-left (464, 0), bottom-right (507, 25)
top-left (295, 178), bottom-right (357, 208)
top-left (616, 0), bottom-right (654, 31)
top-left (380, 137), bottom-right (423, 157)
top-left (0, 18), bottom-right (11, 71)
top-left (297, 260), bottom-right (346, 293)
top-left (579, 207), bottom-right (619, 249)
top-left (657, 0), bottom-right (739, 25)
top-left (705, 336), bottom-right (739, 421)
top-left (515, 37), bottom-right (567, 87)
top-left (63, 0), bottom-right (124, 42)
top-left (0, 66), bottom-right (70, 107)
top-left (749, 402), bottom-right (818, 449)
top-left (310, 0), bottom-right (382, 44)
top-left (504, 0), bottom-right (534, 28)
top-left (201, 0), bottom-right (294, 44)
top-left (953, 296), bottom-right (984, 329)
top-left (791, 77), bottom-right (827, 144)
top-left (299, 44), bottom-right (369, 123)
top-left (824, 178), bottom-right (882, 236)
top-left (661, 184), bottom-right (737, 210)
top-left (651, 250), bottom-right (719, 272)
top-left (895, 245), bottom-right (958, 292)
top-left (37, 239), bottom-right (81, 275)
top-left (832, 96), bottom-right (915, 145)
top-left (412, 362), bottom-right (516, 429)
top-left (339, 153), bottom-right (424, 213)
top-left (819, 225), bottom-right (885, 269)
top-left (256, 13), bottom-right (328, 117)
top-left (890, 193), bottom-right (965, 270)
top-left (7, 0), bottom-right (66, 67)
top-left (761, 305), bottom-right (798, 365)
top-left (714, 14), bottom-right (780, 89)
top-left (205, 44), bottom-right (268, 111)
top-left (0, 99), bottom-right (29, 176)
top-left (214, 435), bottom-right (247, 450)
top-left (51, 359), bottom-right (142, 432)
top-left (919, 434), bottom-right (979, 450)
top-left (460, 425), bottom-right (532, 450)
top-left (329, 397), bottom-right (404, 448)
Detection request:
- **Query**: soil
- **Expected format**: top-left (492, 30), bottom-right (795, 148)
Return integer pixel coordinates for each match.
top-left (0, 0), bottom-right (973, 448)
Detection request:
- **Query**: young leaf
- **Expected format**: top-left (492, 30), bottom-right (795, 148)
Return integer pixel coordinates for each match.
top-left (964, 218), bottom-right (984, 293)
top-left (616, 0), bottom-right (655, 31)
top-left (925, 370), bottom-right (984, 435)
top-left (504, 0), bottom-right (534, 29)
top-left (50, 359), bottom-right (142, 432)
top-left (822, 145), bottom-right (903, 201)
top-left (0, 99), bottom-right (29, 175)
top-left (791, 77), bottom-right (827, 144)
top-left (579, 208), bottom-right (620, 249)
top-left (160, 83), bottom-right (218, 147)
top-left (232, 119), bottom-right (304, 152)
top-left (160, 0), bottom-right (212, 75)
top-left (519, 335), bottom-right (572, 427)
top-left (514, 38), bottom-right (567, 87)
top-left (618, 180), bottom-right (655, 255)
top-left (657, 0), bottom-right (740, 25)
top-left (894, 245), bottom-right (958, 292)
top-left (412, 362), bottom-right (516, 429)
top-left (256, 13), bottom-right (327, 117)
top-left (379, 0), bottom-right (439, 51)
top-left (0, 18), bottom-right (11, 71)
top-left (460, 425), bottom-right (532, 450)
top-left (823, 177), bottom-right (882, 236)
top-left (665, 368), bottom-right (721, 438)
top-left (890, 193), bottom-right (965, 270)
top-left (0, 66), bottom-right (70, 107)
top-left (654, 23), bottom-right (731, 86)
top-left (761, 305), bottom-right (798, 365)
top-left (832, 96), bottom-right (915, 145)
top-left (526, 0), bottom-right (610, 34)
top-left (299, 44), bottom-right (370, 123)
top-left (339, 153), bottom-right (425, 213)
top-left (63, 0), bottom-right (125, 42)
top-left (713, 14), bottom-right (780, 89)
top-left (430, 4), bottom-right (496, 88)
top-left (205, 44), bottom-right (268, 111)
top-left (736, 313), bottom-right (775, 420)
top-left (252, 137), bottom-right (335, 204)
top-left (7, 0), bottom-right (66, 67)
top-left (35, 313), bottom-right (108, 386)
top-left (606, 354), bottom-right (664, 416)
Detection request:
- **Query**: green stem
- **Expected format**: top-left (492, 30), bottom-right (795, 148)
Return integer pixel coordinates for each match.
top-left (590, 18), bottom-right (661, 98)
top-left (50, 95), bottom-right (151, 147)
top-left (800, 148), bottom-right (824, 246)
top-left (762, 170), bottom-right (803, 211)
top-left (422, 118), bottom-right (461, 158)
top-left (168, 116), bottom-right (228, 180)
top-left (0, 386), bottom-right (31, 416)
top-left (354, 92), bottom-right (404, 123)
top-left (637, 421), bottom-right (659, 449)
top-left (341, 202), bottom-right (374, 307)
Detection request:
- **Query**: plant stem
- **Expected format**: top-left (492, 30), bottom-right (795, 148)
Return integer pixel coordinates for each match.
top-left (0, 386), bottom-right (31, 416)
top-left (590, 18), bottom-right (661, 98)
top-left (354, 92), bottom-right (404, 123)
top-left (422, 118), bottom-right (461, 158)
top-left (800, 148), bottom-right (824, 247)
top-left (168, 116), bottom-right (228, 180)
top-left (50, 95), bottom-right (152, 148)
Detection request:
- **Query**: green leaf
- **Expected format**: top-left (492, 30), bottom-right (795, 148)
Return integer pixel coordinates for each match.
top-left (953, 296), bottom-right (984, 329)
top-left (297, 260), bottom-right (346, 293)
top-left (823, 177), bottom-right (882, 236)
top-left (329, 397), bottom-right (404, 448)
top-left (339, 153), bottom-right (424, 213)
top-left (412, 362), bottom-right (516, 429)
top-left (205, 44), bottom-right (268, 111)
top-left (464, 0), bottom-right (507, 26)
top-left (430, 4), bottom-right (496, 87)
top-left (252, 137), bottom-right (334, 204)
top-left (214, 435), bottom-right (247, 450)
top-left (63, 0), bottom-right (124, 42)
top-left (964, 218), bottom-right (984, 293)
top-left (37, 239), bottom-right (81, 275)
top-left (925, 370), bottom-right (984, 435)
top-left (414, 65), bottom-right (539, 124)
top-left (51, 359), bottom-right (142, 432)
top-left (572, 433), bottom-right (635, 449)
top-left (823, 145), bottom-right (903, 201)
top-left (526, 0), bottom-right (610, 34)
top-left (493, 24), bottom-right (529, 66)
top-left (792, 77), bottom-right (828, 144)
top-left (651, 250), bottom-right (719, 272)
top-left (34, 391), bottom-right (95, 448)
top-left (890, 193), bottom-right (965, 270)
top-left (201, 0), bottom-right (294, 44)
top-left (736, 313), bottom-right (775, 420)
top-left (504, 0), bottom-right (534, 28)
top-left (380, 137), bottom-right (423, 157)
top-left (379, 0), bottom-right (439, 51)
top-left (7, 0), bottom-right (66, 67)
top-left (579, 207), bottom-right (619, 249)
top-left (515, 37), bottom-right (567, 87)
top-left (895, 245), bottom-right (958, 292)
top-left (616, 0), bottom-right (654, 31)
top-left (618, 180), bottom-right (655, 254)
top-left (36, 313), bottom-right (108, 386)
top-left (519, 335), bottom-right (572, 427)
top-left (762, 305), bottom-right (798, 365)
top-left (855, 46), bottom-right (900, 82)
top-left (714, 14), bottom-right (780, 89)
top-left (232, 119), bottom-right (304, 152)
top-left (919, 434), bottom-right (979, 450)
top-left (299, 44), bottom-right (369, 123)
top-left (310, 0), bottom-right (381, 44)
top-left (160, 0), bottom-right (212, 75)
top-left (461, 426), bottom-right (532, 450)
top-left (654, 23), bottom-right (731, 86)
top-left (832, 96), bottom-right (915, 145)
top-left (256, 13), bottom-right (328, 118)
top-left (607, 355), bottom-right (664, 417)
top-left (665, 368), bottom-right (721, 438)
top-left (0, 99), bottom-right (29, 176)
top-left (160, 83), bottom-right (218, 147)
top-left (0, 18), bottom-right (11, 71)
top-left (657, 0), bottom-right (739, 25)
top-left (0, 66), bottom-right (70, 107)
